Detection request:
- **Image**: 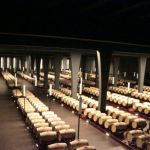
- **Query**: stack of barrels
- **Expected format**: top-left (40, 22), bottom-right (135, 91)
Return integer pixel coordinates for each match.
top-left (61, 88), bottom-right (72, 96)
top-left (2, 71), bottom-right (20, 88)
top-left (52, 89), bottom-right (66, 99)
top-left (12, 89), bottom-right (22, 98)
top-left (81, 95), bottom-right (98, 109)
top-left (135, 85), bottom-right (150, 92)
top-left (17, 98), bottom-right (36, 113)
top-left (131, 91), bottom-right (150, 102)
top-left (26, 110), bottom-right (76, 149)
top-left (61, 96), bottom-right (87, 112)
top-left (47, 139), bottom-right (96, 150)
top-left (17, 71), bottom-right (34, 82)
top-left (124, 130), bottom-right (150, 149)
top-left (107, 93), bottom-right (140, 108)
top-left (132, 102), bottom-right (150, 116)
top-left (13, 89), bottom-right (84, 149)
top-left (83, 87), bottom-right (99, 97)
top-left (83, 106), bottom-right (147, 136)
top-left (109, 86), bottom-right (136, 95)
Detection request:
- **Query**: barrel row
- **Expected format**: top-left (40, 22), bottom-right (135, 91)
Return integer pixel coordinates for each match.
top-left (61, 88), bottom-right (72, 96)
top-left (13, 89), bottom-right (92, 150)
top-left (83, 87), bottom-right (99, 97)
top-left (47, 140), bottom-right (96, 150)
top-left (52, 89), bottom-right (148, 132)
top-left (107, 92), bottom-right (140, 108)
top-left (84, 107), bottom-right (150, 149)
top-left (109, 86), bottom-right (136, 95)
top-left (52, 89), bottom-right (87, 111)
top-left (51, 89), bottom-right (150, 150)
top-left (26, 111), bottom-right (76, 149)
top-left (109, 86), bottom-right (150, 102)
top-left (17, 71), bottom-right (34, 82)
top-left (135, 85), bottom-right (150, 92)
top-left (84, 106), bottom-right (148, 133)
top-left (1, 71), bottom-right (20, 88)
top-left (107, 92), bottom-right (150, 116)
top-left (124, 130), bottom-right (150, 149)
top-left (131, 91), bottom-right (150, 102)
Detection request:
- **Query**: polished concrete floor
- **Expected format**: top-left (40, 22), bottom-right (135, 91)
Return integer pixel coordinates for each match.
top-left (0, 75), bottom-right (128, 150)
top-left (0, 76), bottom-right (37, 150)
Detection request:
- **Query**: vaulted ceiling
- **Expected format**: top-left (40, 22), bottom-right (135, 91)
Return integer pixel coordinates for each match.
top-left (0, 0), bottom-right (150, 45)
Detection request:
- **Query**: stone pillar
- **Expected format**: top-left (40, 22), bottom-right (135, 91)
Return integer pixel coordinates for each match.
top-left (43, 57), bottom-right (49, 89)
top-left (95, 56), bottom-right (99, 87)
top-left (62, 57), bottom-right (68, 70)
top-left (97, 50), bottom-right (112, 112)
top-left (4, 57), bottom-right (7, 69)
top-left (70, 52), bottom-right (81, 99)
top-left (81, 55), bottom-right (87, 80)
top-left (138, 56), bottom-right (147, 93)
top-left (36, 57), bottom-right (41, 80)
top-left (26, 56), bottom-right (30, 75)
top-left (54, 55), bottom-right (61, 89)
top-left (31, 56), bottom-right (35, 77)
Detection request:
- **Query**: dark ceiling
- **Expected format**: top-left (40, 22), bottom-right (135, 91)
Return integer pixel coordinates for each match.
top-left (0, 0), bottom-right (150, 46)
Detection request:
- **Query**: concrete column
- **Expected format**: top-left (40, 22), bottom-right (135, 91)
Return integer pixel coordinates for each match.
top-left (26, 56), bottom-right (30, 75)
top-left (43, 57), bottom-right (49, 89)
top-left (21, 57), bottom-right (26, 71)
top-left (113, 57), bottom-right (120, 87)
top-left (97, 50), bottom-right (112, 112)
top-left (49, 59), bottom-right (51, 71)
top-left (70, 52), bottom-right (81, 99)
top-left (36, 57), bottom-right (41, 80)
top-left (10, 57), bottom-right (13, 70)
top-left (81, 56), bottom-right (87, 79)
top-left (138, 56), bottom-right (147, 93)
top-left (15, 58), bottom-right (18, 71)
top-left (51, 58), bottom-right (55, 71)
top-left (54, 55), bottom-right (61, 89)
top-left (62, 57), bottom-right (68, 70)
top-left (69, 58), bottom-right (71, 70)
top-left (31, 56), bottom-right (35, 77)
top-left (4, 57), bottom-right (7, 69)
top-left (95, 56), bottom-right (99, 87)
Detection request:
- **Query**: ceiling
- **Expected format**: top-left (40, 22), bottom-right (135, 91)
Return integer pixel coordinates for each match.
top-left (0, 0), bottom-right (150, 46)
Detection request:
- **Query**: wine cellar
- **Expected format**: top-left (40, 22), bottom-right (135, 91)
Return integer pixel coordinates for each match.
top-left (0, 40), bottom-right (149, 150)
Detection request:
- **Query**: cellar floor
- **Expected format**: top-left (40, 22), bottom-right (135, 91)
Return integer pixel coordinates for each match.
top-left (0, 76), bottom-right (37, 150)
top-left (23, 78), bottom-right (128, 150)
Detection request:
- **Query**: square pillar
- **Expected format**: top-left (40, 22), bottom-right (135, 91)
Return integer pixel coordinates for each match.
top-left (70, 52), bottom-right (81, 99)
top-left (36, 57), bottom-right (41, 80)
top-left (31, 56), bottom-right (35, 77)
top-left (54, 55), bottom-right (61, 89)
top-left (43, 57), bottom-right (49, 89)
top-left (138, 56), bottom-right (147, 93)
top-left (97, 50), bottom-right (112, 112)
